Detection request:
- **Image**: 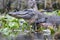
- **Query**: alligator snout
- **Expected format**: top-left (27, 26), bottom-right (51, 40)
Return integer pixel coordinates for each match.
top-left (9, 12), bottom-right (12, 15)
top-left (9, 12), bottom-right (15, 15)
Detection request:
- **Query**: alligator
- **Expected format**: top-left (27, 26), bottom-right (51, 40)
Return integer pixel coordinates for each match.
top-left (8, 9), bottom-right (60, 30)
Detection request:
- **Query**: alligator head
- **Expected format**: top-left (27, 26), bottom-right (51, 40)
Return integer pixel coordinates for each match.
top-left (9, 9), bottom-right (39, 24)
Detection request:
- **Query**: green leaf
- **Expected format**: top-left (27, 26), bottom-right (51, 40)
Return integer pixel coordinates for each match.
top-left (57, 10), bottom-right (60, 16)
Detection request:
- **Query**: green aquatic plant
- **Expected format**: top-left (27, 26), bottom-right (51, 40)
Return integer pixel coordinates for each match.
top-left (0, 15), bottom-right (32, 37)
top-left (57, 10), bottom-right (60, 16)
